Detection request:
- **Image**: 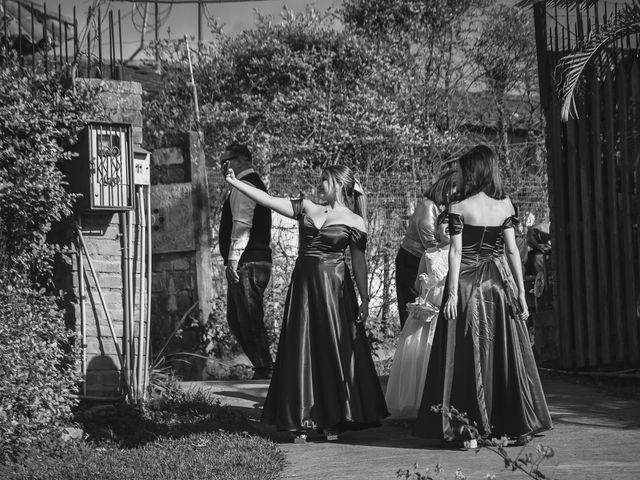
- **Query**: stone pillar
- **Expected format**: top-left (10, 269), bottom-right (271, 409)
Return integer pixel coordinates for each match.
top-left (60, 80), bottom-right (145, 397)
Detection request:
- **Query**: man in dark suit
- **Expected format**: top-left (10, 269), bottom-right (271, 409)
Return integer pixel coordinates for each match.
top-left (219, 143), bottom-right (273, 379)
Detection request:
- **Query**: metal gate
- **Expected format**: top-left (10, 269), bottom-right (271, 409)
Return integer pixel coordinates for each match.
top-left (534, 1), bottom-right (640, 369)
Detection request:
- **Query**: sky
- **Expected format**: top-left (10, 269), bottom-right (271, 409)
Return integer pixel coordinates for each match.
top-left (55, 0), bottom-right (341, 60)
top-left (43, 0), bottom-right (529, 62)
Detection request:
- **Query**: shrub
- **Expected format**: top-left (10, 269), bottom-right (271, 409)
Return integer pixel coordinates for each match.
top-left (73, 388), bottom-right (249, 448)
top-left (1, 388), bottom-right (285, 480)
top-left (0, 55), bottom-right (104, 461)
top-left (0, 288), bottom-right (80, 462)
top-left (0, 54), bottom-right (104, 284)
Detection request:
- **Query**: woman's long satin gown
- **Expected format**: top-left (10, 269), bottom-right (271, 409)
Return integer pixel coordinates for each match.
top-left (413, 213), bottom-right (552, 441)
top-left (261, 199), bottom-right (389, 432)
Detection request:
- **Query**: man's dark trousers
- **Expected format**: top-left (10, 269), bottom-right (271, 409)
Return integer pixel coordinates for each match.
top-left (226, 260), bottom-right (273, 378)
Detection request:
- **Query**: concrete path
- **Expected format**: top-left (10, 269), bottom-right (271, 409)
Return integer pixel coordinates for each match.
top-left (183, 374), bottom-right (640, 480)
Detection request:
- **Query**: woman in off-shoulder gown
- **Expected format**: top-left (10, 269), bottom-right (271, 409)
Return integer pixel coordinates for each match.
top-left (414, 145), bottom-right (552, 445)
top-left (224, 163), bottom-right (388, 441)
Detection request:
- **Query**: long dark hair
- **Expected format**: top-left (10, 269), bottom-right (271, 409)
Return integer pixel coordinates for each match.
top-left (425, 169), bottom-right (457, 207)
top-left (457, 145), bottom-right (505, 200)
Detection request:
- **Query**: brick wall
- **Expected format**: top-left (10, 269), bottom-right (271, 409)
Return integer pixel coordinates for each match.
top-left (80, 213), bottom-right (136, 396)
top-left (59, 79), bottom-right (146, 397)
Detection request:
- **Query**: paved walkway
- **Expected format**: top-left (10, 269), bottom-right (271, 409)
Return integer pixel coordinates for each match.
top-left (183, 374), bottom-right (640, 480)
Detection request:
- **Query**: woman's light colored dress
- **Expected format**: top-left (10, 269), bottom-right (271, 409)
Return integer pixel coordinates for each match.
top-left (385, 245), bottom-right (449, 419)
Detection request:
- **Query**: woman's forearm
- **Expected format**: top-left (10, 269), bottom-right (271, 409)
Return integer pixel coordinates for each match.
top-left (227, 178), bottom-right (294, 218)
top-left (503, 230), bottom-right (526, 295)
top-left (351, 250), bottom-right (369, 301)
top-left (354, 263), bottom-right (368, 300)
top-left (447, 244), bottom-right (462, 296)
top-left (229, 178), bottom-right (270, 204)
top-left (506, 250), bottom-right (526, 295)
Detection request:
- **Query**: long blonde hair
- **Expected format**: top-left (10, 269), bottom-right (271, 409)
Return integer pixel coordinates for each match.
top-left (322, 165), bottom-right (367, 220)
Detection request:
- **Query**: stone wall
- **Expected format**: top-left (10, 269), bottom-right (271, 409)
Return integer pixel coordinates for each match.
top-left (149, 133), bottom-right (214, 380)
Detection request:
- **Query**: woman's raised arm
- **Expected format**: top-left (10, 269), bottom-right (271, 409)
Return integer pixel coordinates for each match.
top-left (225, 168), bottom-right (295, 218)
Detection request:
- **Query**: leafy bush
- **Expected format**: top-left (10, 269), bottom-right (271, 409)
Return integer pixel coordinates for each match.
top-left (201, 295), bottom-right (242, 359)
top-left (0, 54), bottom-right (104, 284)
top-left (0, 288), bottom-right (80, 462)
top-left (143, 8), bottom-right (444, 174)
top-left (73, 388), bottom-right (249, 448)
top-left (0, 54), bottom-right (103, 462)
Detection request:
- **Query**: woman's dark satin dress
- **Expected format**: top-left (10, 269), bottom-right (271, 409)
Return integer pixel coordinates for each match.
top-left (413, 213), bottom-right (552, 441)
top-left (261, 199), bottom-right (389, 432)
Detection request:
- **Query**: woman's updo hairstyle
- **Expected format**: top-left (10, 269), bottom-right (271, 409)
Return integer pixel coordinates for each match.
top-left (457, 144), bottom-right (505, 200)
top-left (322, 165), bottom-right (368, 220)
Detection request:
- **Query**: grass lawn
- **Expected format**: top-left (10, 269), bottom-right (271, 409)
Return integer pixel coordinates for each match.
top-left (0, 388), bottom-right (285, 480)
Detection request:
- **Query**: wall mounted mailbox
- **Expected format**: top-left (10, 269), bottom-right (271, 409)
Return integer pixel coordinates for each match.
top-left (70, 122), bottom-right (133, 211)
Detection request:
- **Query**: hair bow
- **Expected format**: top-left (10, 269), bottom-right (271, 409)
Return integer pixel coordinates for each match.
top-left (353, 177), bottom-right (364, 195)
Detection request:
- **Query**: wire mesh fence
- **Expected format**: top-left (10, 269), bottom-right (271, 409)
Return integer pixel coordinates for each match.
top-left (207, 140), bottom-right (550, 352)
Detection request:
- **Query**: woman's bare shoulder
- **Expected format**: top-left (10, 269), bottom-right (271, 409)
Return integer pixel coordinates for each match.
top-left (349, 212), bottom-right (367, 232)
top-left (499, 196), bottom-right (516, 215)
top-left (417, 198), bottom-right (437, 209)
top-left (448, 200), bottom-right (465, 214)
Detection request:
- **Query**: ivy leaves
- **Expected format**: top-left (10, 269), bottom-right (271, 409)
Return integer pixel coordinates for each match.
top-left (0, 58), bottom-right (104, 284)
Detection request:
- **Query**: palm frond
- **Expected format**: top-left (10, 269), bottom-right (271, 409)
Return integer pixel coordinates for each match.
top-left (557, 4), bottom-right (640, 120)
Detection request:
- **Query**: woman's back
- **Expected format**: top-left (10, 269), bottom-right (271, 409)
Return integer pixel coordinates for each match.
top-left (450, 193), bottom-right (514, 227)
top-left (449, 193), bottom-right (517, 264)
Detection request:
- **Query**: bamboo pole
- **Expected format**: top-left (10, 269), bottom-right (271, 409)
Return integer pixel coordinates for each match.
top-left (77, 217), bottom-right (87, 397)
top-left (127, 210), bottom-right (138, 400)
top-left (119, 212), bottom-right (131, 400)
top-left (136, 187), bottom-right (147, 402)
top-left (183, 35), bottom-right (201, 128)
top-left (76, 228), bottom-right (127, 386)
top-left (144, 185), bottom-right (152, 399)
